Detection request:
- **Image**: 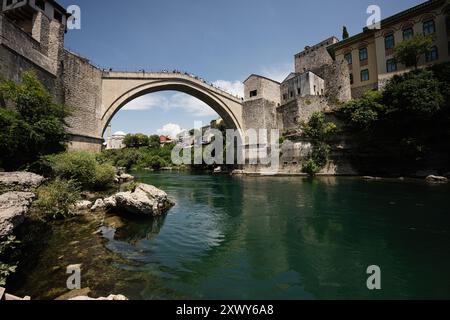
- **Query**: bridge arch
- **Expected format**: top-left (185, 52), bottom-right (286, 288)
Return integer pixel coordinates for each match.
top-left (100, 72), bottom-right (244, 137)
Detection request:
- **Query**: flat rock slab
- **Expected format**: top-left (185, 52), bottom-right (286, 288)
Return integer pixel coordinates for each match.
top-left (0, 192), bottom-right (35, 237)
top-left (0, 172), bottom-right (45, 191)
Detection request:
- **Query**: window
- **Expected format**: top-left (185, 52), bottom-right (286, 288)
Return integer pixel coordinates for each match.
top-left (386, 59), bottom-right (397, 73)
top-left (359, 47), bottom-right (368, 61)
top-left (249, 90), bottom-right (258, 98)
top-left (385, 34), bottom-right (395, 50)
top-left (349, 73), bottom-right (354, 85)
top-left (423, 20), bottom-right (436, 35)
top-left (297, 88), bottom-right (301, 95)
top-left (283, 94), bottom-right (287, 100)
top-left (361, 69), bottom-right (369, 82)
top-left (36, 0), bottom-right (45, 11)
top-left (290, 91), bottom-right (293, 98)
top-left (426, 46), bottom-right (439, 62)
top-left (402, 28), bottom-right (414, 40)
top-left (6, 0), bottom-right (13, 6)
top-left (344, 52), bottom-right (353, 65)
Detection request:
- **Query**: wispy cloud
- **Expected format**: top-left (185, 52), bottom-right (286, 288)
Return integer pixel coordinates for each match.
top-left (122, 94), bottom-right (167, 111)
top-left (212, 80), bottom-right (244, 97)
top-left (260, 62), bottom-right (293, 82)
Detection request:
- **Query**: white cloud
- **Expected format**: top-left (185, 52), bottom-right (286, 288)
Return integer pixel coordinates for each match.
top-left (122, 94), bottom-right (167, 111)
top-left (156, 123), bottom-right (184, 138)
top-left (122, 92), bottom-right (220, 117)
top-left (260, 63), bottom-right (293, 82)
top-left (212, 80), bottom-right (244, 97)
top-left (169, 93), bottom-right (217, 117)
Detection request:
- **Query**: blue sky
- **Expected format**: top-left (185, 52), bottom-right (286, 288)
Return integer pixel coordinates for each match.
top-left (59, 0), bottom-right (424, 138)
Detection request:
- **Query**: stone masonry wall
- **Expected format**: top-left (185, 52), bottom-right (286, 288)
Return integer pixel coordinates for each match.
top-left (0, 14), bottom-right (59, 75)
top-left (295, 45), bottom-right (335, 74)
top-left (277, 95), bottom-right (332, 135)
top-left (62, 50), bottom-right (103, 150)
top-left (242, 98), bottom-right (278, 131)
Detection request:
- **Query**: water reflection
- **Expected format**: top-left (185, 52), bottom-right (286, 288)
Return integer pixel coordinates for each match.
top-left (11, 172), bottom-right (450, 300)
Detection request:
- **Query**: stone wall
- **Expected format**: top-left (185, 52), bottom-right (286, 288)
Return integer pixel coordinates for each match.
top-left (321, 60), bottom-right (352, 102)
top-left (62, 50), bottom-right (103, 151)
top-left (277, 95), bottom-right (332, 135)
top-left (351, 82), bottom-right (378, 99)
top-left (294, 37), bottom-right (339, 74)
top-left (242, 98), bottom-right (278, 131)
top-left (0, 16), bottom-right (59, 100)
top-left (0, 14), bottom-right (57, 75)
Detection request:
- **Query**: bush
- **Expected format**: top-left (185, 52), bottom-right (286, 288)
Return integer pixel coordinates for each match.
top-left (311, 142), bottom-right (331, 168)
top-left (302, 159), bottom-right (321, 176)
top-left (301, 112), bottom-right (337, 141)
top-left (0, 235), bottom-right (21, 286)
top-left (340, 90), bottom-right (384, 128)
top-left (300, 112), bottom-right (336, 176)
top-left (34, 178), bottom-right (81, 219)
top-left (0, 71), bottom-right (70, 170)
top-left (45, 151), bottom-right (116, 190)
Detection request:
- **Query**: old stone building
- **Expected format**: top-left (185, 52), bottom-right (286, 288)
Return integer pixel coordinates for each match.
top-left (295, 36), bottom-right (339, 74)
top-left (328, 0), bottom-right (450, 98)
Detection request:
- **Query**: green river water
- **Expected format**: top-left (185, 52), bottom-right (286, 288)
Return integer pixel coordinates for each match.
top-left (10, 172), bottom-right (450, 299)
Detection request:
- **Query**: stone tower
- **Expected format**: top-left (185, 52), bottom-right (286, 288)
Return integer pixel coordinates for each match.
top-left (0, 0), bottom-right (69, 95)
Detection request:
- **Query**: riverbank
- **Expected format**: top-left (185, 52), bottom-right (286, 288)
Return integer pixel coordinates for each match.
top-left (0, 167), bottom-right (174, 299)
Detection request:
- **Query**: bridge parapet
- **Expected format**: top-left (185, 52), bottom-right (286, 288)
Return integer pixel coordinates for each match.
top-left (102, 71), bottom-right (243, 103)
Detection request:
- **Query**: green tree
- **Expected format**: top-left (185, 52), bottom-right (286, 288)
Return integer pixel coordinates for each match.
top-left (382, 69), bottom-right (443, 117)
top-left (301, 112), bottom-right (337, 141)
top-left (0, 72), bottom-right (71, 170)
top-left (149, 134), bottom-right (161, 149)
top-left (394, 34), bottom-right (434, 69)
top-left (300, 112), bottom-right (337, 176)
top-left (342, 26), bottom-right (349, 40)
top-left (340, 90), bottom-right (385, 128)
top-left (123, 133), bottom-right (149, 148)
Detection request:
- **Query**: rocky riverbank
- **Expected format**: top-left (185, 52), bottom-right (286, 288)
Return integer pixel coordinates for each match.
top-left (0, 170), bottom-right (175, 300)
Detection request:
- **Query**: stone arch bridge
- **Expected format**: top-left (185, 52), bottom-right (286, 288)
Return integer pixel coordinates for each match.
top-left (68, 71), bottom-right (244, 151)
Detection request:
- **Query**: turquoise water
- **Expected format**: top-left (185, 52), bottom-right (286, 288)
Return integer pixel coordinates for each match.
top-left (12, 172), bottom-right (450, 299)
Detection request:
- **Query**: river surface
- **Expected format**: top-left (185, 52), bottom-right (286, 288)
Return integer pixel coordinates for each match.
top-left (10, 172), bottom-right (450, 299)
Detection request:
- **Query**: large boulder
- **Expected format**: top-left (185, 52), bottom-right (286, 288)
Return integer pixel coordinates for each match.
top-left (0, 192), bottom-right (35, 237)
top-left (0, 172), bottom-right (45, 192)
top-left (104, 183), bottom-right (174, 216)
